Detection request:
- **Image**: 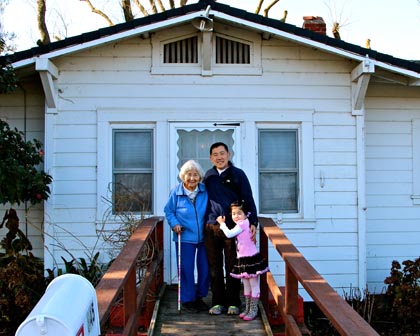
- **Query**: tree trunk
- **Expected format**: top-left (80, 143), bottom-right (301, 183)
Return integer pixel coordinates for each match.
top-left (122, 0), bottom-right (134, 21)
top-left (37, 0), bottom-right (50, 45)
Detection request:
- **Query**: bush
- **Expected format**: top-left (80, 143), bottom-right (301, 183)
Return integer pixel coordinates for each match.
top-left (0, 252), bottom-right (47, 334)
top-left (0, 120), bottom-right (52, 335)
top-left (0, 119), bottom-right (52, 206)
top-left (383, 257), bottom-right (420, 333)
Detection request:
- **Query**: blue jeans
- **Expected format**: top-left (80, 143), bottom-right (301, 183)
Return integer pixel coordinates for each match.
top-left (175, 242), bottom-right (209, 303)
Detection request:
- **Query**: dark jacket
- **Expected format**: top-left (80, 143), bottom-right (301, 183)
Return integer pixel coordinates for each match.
top-left (204, 162), bottom-right (258, 228)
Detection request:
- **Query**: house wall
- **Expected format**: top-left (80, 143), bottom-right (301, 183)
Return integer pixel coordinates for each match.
top-left (365, 83), bottom-right (420, 292)
top-left (0, 77), bottom-right (46, 258)
top-left (45, 25), bottom-right (363, 297)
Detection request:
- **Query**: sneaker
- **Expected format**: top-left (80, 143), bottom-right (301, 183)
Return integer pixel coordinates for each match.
top-left (209, 304), bottom-right (225, 315)
top-left (227, 306), bottom-right (240, 315)
top-left (195, 298), bottom-right (209, 312)
top-left (182, 301), bottom-right (199, 313)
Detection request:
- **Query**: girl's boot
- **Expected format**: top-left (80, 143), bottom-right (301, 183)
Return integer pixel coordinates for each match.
top-left (243, 296), bottom-right (259, 321)
top-left (239, 295), bottom-right (251, 318)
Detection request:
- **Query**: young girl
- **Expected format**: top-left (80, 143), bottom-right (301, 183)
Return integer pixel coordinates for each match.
top-left (217, 200), bottom-right (269, 321)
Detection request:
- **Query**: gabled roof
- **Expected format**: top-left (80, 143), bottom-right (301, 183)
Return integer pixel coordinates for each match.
top-left (3, 0), bottom-right (420, 76)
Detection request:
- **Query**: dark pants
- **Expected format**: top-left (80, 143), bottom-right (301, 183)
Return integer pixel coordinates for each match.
top-left (204, 224), bottom-right (241, 308)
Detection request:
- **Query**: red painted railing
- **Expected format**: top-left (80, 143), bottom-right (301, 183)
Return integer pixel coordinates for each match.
top-left (95, 216), bottom-right (164, 336)
top-left (259, 217), bottom-right (379, 336)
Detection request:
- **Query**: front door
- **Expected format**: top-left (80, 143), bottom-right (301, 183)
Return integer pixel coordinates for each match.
top-left (167, 122), bottom-right (241, 283)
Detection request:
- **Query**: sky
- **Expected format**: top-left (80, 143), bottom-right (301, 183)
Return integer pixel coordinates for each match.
top-left (3, 0), bottom-right (420, 60)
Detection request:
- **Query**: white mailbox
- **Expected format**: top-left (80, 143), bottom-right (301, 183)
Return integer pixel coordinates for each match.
top-left (16, 273), bottom-right (100, 336)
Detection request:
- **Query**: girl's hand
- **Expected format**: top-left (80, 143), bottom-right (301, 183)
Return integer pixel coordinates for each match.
top-left (216, 215), bottom-right (225, 224)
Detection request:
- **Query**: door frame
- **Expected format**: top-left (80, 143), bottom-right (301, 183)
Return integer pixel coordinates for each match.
top-left (165, 121), bottom-right (242, 284)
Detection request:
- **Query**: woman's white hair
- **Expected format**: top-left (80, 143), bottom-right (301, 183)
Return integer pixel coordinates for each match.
top-left (179, 159), bottom-right (205, 181)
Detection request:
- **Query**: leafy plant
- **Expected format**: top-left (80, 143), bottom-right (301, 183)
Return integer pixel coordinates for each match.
top-left (51, 252), bottom-right (109, 287)
top-left (384, 257), bottom-right (420, 332)
top-left (0, 120), bottom-right (52, 335)
top-left (0, 119), bottom-right (52, 207)
top-left (0, 251), bottom-right (47, 334)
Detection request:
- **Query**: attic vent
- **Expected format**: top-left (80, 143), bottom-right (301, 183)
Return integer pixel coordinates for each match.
top-left (163, 36), bottom-right (198, 63)
top-left (216, 36), bottom-right (250, 64)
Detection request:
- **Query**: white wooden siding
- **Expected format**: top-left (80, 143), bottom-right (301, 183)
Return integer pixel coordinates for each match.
top-left (44, 30), bottom-right (363, 294)
top-left (365, 84), bottom-right (420, 291)
top-left (0, 85), bottom-right (46, 258)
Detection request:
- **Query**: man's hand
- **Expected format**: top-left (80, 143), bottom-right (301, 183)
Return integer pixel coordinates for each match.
top-left (250, 224), bottom-right (257, 243)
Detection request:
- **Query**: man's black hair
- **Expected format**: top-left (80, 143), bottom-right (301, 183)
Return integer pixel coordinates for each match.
top-left (209, 142), bottom-right (229, 155)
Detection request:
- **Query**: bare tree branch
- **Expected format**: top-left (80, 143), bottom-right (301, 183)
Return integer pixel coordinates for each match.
top-left (332, 21), bottom-right (340, 39)
top-left (180, 0), bottom-right (188, 6)
top-left (156, 0), bottom-right (166, 12)
top-left (263, 0), bottom-right (279, 17)
top-left (255, 0), bottom-right (264, 14)
top-left (121, 0), bottom-right (134, 21)
top-left (132, 0), bottom-right (149, 16)
top-left (80, 0), bottom-right (114, 26)
top-left (169, 0), bottom-right (175, 9)
top-left (37, 0), bottom-right (50, 45)
top-left (280, 9), bottom-right (287, 22)
top-left (149, 0), bottom-right (158, 14)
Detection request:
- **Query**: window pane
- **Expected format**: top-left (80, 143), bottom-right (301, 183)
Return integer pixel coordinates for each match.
top-left (114, 131), bottom-right (152, 169)
top-left (259, 129), bottom-right (299, 213)
top-left (113, 130), bottom-right (153, 214)
top-left (177, 129), bottom-right (234, 173)
top-left (114, 173), bottom-right (152, 213)
top-left (259, 173), bottom-right (297, 213)
top-left (259, 131), bottom-right (296, 169)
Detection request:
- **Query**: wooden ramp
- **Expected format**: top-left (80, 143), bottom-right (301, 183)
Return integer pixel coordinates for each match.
top-left (150, 285), bottom-right (271, 336)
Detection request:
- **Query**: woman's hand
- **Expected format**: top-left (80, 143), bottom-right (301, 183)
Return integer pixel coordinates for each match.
top-left (173, 224), bottom-right (183, 234)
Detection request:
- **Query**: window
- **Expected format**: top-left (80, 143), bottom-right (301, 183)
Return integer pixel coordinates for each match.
top-left (215, 36), bottom-right (250, 64)
top-left (259, 129), bottom-right (299, 213)
top-left (151, 23), bottom-right (261, 75)
top-left (163, 36), bottom-right (198, 64)
top-left (113, 130), bottom-right (153, 213)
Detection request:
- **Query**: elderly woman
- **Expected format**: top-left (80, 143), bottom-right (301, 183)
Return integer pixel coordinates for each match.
top-left (164, 159), bottom-right (210, 313)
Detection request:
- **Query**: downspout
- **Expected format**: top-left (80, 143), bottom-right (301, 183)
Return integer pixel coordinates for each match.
top-left (351, 55), bottom-right (374, 290)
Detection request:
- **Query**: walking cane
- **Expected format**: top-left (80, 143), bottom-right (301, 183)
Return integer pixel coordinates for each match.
top-left (177, 228), bottom-right (182, 312)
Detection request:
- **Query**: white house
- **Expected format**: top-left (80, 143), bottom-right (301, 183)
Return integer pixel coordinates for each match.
top-left (1, 0), bottom-right (420, 298)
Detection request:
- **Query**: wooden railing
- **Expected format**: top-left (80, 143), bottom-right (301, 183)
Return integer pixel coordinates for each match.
top-left (95, 216), bottom-right (164, 336)
top-left (259, 217), bottom-right (379, 336)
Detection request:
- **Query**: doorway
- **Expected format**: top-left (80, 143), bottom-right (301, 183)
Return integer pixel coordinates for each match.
top-left (166, 122), bottom-right (241, 283)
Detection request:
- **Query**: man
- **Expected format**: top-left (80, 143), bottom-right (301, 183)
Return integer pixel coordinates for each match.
top-left (204, 142), bottom-right (258, 315)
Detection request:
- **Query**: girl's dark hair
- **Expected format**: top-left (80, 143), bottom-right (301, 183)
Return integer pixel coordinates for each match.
top-left (230, 200), bottom-right (248, 214)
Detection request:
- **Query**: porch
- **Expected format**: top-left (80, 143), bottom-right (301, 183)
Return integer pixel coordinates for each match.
top-left (95, 217), bottom-right (379, 336)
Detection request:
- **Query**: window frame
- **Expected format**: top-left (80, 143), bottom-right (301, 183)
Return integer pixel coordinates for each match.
top-left (258, 128), bottom-right (300, 214)
top-left (112, 129), bottom-right (154, 214)
top-left (151, 23), bottom-right (262, 75)
top-left (256, 121), bottom-right (315, 224)
top-left (97, 118), bottom-right (155, 222)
